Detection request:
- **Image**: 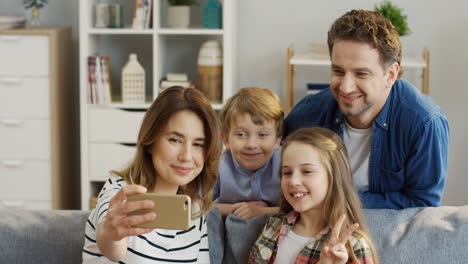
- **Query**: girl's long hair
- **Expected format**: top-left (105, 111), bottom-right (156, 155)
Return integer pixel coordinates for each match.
top-left (112, 86), bottom-right (221, 218)
top-left (279, 127), bottom-right (379, 264)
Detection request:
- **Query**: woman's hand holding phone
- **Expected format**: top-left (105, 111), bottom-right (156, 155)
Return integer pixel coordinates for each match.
top-left (101, 185), bottom-right (156, 242)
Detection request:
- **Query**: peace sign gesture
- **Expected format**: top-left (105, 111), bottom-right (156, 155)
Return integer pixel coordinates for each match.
top-left (319, 215), bottom-right (359, 264)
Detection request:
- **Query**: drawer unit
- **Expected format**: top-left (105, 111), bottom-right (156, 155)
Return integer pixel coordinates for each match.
top-left (88, 143), bottom-right (136, 181)
top-left (0, 160), bottom-right (51, 201)
top-left (0, 35), bottom-right (49, 76)
top-left (0, 119), bottom-right (50, 160)
top-left (88, 108), bottom-right (145, 143)
top-left (0, 27), bottom-right (74, 209)
top-left (0, 77), bottom-right (50, 118)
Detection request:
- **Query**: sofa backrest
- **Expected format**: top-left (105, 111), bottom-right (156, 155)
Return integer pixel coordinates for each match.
top-left (1, 206), bottom-right (468, 264)
top-left (217, 206), bottom-right (468, 264)
top-left (0, 209), bottom-right (225, 264)
top-left (0, 209), bottom-right (88, 264)
top-left (363, 206), bottom-right (468, 264)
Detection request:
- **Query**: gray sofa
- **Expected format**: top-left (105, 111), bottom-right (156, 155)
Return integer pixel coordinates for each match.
top-left (1, 206), bottom-right (467, 263)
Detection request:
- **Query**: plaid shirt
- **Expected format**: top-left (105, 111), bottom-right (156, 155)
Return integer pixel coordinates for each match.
top-left (249, 211), bottom-right (374, 264)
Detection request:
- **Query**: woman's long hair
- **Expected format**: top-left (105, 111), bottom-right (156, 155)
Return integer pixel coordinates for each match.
top-left (113, 87), bottom-right (221, 218)
top-left (279, 127), bottom-right (379, 264)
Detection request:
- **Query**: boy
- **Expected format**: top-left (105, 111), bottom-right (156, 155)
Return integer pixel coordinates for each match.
top-left (212, 87), bottom-right (283, 219)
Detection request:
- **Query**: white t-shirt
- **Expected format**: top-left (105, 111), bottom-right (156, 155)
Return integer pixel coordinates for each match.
top-left (343, 121), bottom-right (372, 192)
top-left (82, 174), bottom-right (210, 264)
top-left (274, 230), bottom-right (315, 264)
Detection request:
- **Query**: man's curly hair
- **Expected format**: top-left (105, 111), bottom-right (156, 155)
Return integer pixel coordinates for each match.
top-left (328, 9), bottom-right (403, 78)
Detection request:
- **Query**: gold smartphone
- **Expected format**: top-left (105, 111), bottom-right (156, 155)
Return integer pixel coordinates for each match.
top-left (127, 194), bottom-right (191, 230)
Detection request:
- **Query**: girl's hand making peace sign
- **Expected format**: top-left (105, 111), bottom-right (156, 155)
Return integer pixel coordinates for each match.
top-left (319, 215), bottom-right (359, 264)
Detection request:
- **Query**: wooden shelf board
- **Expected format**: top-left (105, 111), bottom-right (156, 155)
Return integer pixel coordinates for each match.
top-left (88, 28), bottom-right (154, 35)
top-left (88, 102), bottom-right (223, 110)
top-left (158, 28), bottom-right (224, 35)
top-left (88, 103), bottom-right (151, 109)
top-left (291, 52), bottom-right (426, 68)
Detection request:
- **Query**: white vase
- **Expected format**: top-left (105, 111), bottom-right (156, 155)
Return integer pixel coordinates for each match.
top-left (121, 53), bottom-right (145, 104)
top-left (168, 6), bottom-right (190, 28)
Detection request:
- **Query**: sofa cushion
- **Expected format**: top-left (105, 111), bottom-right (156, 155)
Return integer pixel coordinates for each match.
top-left (0, 209), bottom-right (88, 264)
top-left (206, 207), bottom-right (225, 264)
top-left (364, 206), bottom-right (468, 263)
top-left (223, 213), bottom-right (272, 264)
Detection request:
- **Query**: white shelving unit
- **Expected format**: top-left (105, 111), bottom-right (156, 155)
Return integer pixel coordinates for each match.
top-left (79, 0), bottom-right (238, 209)
top-left (286, 44), bottom-right (430, 113)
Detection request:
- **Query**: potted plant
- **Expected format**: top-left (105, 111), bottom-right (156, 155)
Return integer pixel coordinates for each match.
top-left (374, 0), bottom-right (411, 36)
top-left (167, 0), bottom-right (198, 28)
top-left (23, 0), bottom-right (48, 26)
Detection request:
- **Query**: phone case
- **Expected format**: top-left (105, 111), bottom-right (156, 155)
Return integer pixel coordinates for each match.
top-left (127, 194), bottom-right (191, 230)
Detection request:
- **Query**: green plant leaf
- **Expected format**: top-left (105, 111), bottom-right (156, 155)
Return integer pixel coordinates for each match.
top-left (374, 0), bottom-right (411, 36)
top-left (22, 0), bottom-right (48, 9)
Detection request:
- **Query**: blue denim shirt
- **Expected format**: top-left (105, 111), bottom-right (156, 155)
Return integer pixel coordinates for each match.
top-left (284, 79), bottom-right (449, 209)
top-left (212, 148), bottom-right (282, 206)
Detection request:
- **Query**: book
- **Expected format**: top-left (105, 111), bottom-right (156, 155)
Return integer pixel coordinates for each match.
top-left (145, 0), bottom-right (152, 29)
top-left (87, 56), bottom-right (97, 104)
top-left (160, 80), bottom-right (195, 90)
top-left (100, 56), bottom-right (113, 104)
top-left (167, 73), bottom-right (188, 82)
top-left (87, 55), bottom-right (113, 104)
top-left (94, 55), bottom-right (104, 104)
top-left (132, 0), bottom-right (145, 29)
top-left (133, 0), bottom-right (152, 29)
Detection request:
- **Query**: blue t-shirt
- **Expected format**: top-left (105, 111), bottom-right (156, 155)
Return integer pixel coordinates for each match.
top-left (212, 148), bottom-right (282, 206)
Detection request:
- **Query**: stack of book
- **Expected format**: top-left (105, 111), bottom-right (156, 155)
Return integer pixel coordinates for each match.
top-left (160, 73), bottom-right (195, 91)
top-left (132, 0), bottom-right (152, 29)
top-left (0, 14), bottom-right (26, 29)
top-left (87, 55), bottom-right (112, 104)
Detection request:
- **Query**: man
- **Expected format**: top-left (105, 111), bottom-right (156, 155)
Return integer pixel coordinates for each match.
top-left (284, 10), bottom-right (449, 209)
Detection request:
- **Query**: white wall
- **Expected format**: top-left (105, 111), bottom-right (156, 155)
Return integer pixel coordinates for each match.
top-left (1, 0), bottom-right (467, 205)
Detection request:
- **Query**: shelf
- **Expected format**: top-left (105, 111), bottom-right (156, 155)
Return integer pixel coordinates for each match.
top-left (88, 102), bottom-right (223, 111)
top-left (290, 53), bottom-right (331, 66)
top-left (88, 28), bottom-right (154, 35)
top-left (88, 28), bottom-right (225, 36)
top-left (158, 28), bottom-right (224, 35)
top-left (401, 56), bottom-right (427, 68)
top-left (290, 52), bottom-right (427, 68)
top-left (88, 103), bottom-right (151, 110)
top-left (211, 103), bottom-right (223, 110)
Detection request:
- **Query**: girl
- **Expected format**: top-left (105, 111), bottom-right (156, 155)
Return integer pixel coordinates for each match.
top-left (82, 87), bottom-right (221, 263)
top-left (249, 127), bottom-right (378, 264)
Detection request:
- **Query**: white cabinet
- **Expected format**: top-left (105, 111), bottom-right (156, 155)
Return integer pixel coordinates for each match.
top-left (0, 27), bottom-right (75, 210)
top-left (79, 0), bottom-right (238, 209)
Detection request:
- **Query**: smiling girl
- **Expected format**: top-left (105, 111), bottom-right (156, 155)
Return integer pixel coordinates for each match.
top-left (249, 127), bottom-right (378, 264)
top-left (82, 87), bottom-right (221, 263)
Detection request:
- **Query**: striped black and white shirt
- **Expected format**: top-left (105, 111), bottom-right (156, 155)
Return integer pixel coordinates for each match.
top-left (82, 174), bottom-right (210, 263)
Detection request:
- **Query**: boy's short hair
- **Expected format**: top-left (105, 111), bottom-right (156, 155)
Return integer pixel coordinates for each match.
top-left (219, 87), bottom-right (284, 137)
